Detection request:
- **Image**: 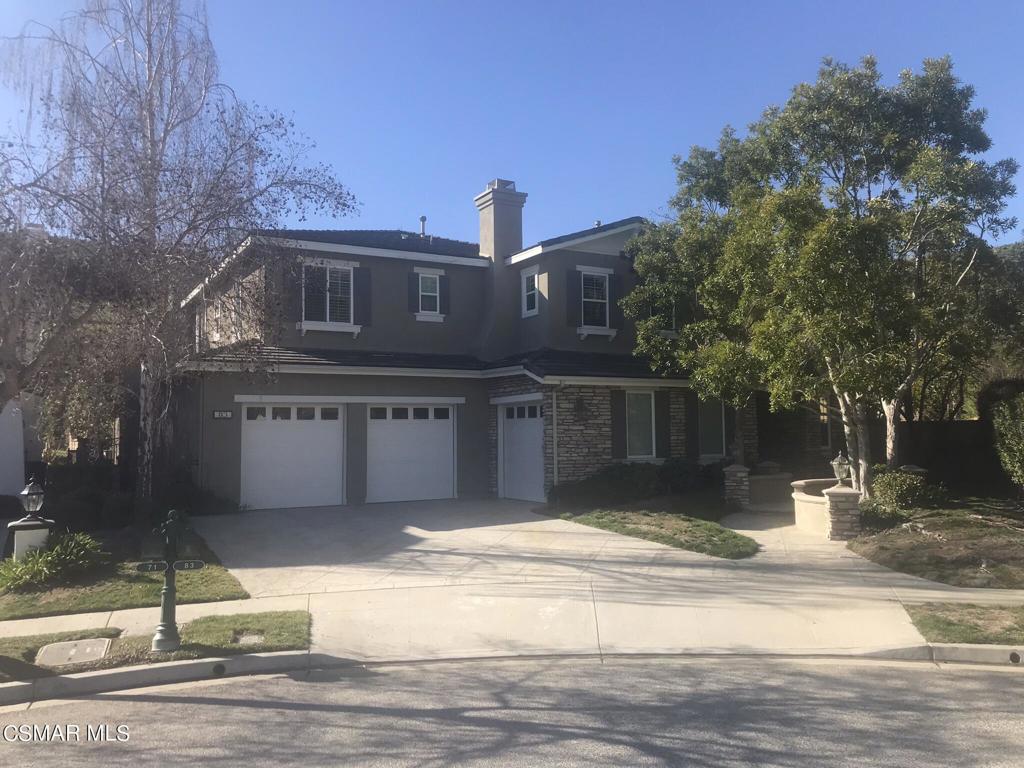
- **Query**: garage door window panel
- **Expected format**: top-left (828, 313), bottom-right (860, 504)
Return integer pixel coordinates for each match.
top-left (272, 407), bottom-right (291, 421)
top-left (321, 407), bottom-right (339, 420)
top-left (434, 408), bottom-right (450, 419)
top-left (369, 407), bottom-right (387, 420)
top-left (392, 407), bottom-right (409, 419)
top-left (246, 406), bottom-right (266, 421)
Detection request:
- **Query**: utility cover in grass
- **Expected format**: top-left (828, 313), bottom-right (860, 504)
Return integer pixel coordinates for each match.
top-left (35, 637), bottom-right (112, 667)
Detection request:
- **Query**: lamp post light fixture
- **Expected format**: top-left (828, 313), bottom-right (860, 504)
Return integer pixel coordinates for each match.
top-left (831, 453), bottom-right (852, 484)
top-left (18, 477), bottom-right (45, 516)
top-left (7, 478), bottom-right (55, 560)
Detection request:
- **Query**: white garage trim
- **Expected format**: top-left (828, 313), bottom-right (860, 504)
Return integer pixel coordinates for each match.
top-left (234, 394), bottom-right (466, 404)
top-left (490, 392), bottom-right (543, 405)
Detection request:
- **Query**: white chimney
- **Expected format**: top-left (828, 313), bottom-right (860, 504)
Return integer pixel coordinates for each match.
top-left (473, 179), bottom-right (527, 261)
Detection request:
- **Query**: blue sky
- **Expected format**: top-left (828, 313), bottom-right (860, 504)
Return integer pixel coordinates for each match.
top-left (2, 0), bottom-right (1022, 246)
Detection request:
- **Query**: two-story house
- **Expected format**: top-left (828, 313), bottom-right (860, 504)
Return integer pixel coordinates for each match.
top-left (175, 179), bottom-right (834, 510)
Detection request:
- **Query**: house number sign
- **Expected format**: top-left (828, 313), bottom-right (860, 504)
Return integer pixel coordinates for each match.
top-left (212, 410), bottom-right (233, 419)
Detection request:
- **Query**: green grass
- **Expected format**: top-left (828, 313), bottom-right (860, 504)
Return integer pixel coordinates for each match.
top-left (906, 603), bottom-right (1024, 645)
top-left (0, 627), bottom-right (121, 682)
top-left (0, 611), bottom-right (311, 682)
top-left (556, 492), bottom-right (760, 559)
top-left (0, 533), bottom-right (248, 621)
top-left (848, 497), bottom-right (1024, 588)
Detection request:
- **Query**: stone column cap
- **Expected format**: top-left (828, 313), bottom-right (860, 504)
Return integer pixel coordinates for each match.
top-left (822, 484), bottom-right (860, 497)
top-left (723, 464), bottom-right (750, 474)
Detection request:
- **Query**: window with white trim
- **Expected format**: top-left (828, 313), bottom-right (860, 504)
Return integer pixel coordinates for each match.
top-left (626, 391), bottom-right (655, 459)
top-left (581, 271), bottom-right (609, 328)
top-left (521, 267), bottom-right (538, 317)
top-left (419, 273), bottom-right (440, 314)
top-left (303, 264), bottom-right (353, 324)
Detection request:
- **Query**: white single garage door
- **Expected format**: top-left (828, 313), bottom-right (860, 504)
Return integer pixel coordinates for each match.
top-left (500, 401), bottom-right (544, 503)
top-left (241, 404), bottom-right (345, 510)
top-left (366, 404), bottom-right (455, 503)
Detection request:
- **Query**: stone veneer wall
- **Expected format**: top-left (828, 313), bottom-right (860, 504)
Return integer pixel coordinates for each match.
top-left (669, 389), bottom-right (688, 459)
top-left (739, 400), bottom-right (759, 467)
top-left (550, 385), bottom-right (615, 486)
top-left (487, 377), bottom-right (697, 497)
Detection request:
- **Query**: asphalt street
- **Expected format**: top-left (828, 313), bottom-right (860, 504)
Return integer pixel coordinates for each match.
top-left (2, 657), bottom-right (1023, 767)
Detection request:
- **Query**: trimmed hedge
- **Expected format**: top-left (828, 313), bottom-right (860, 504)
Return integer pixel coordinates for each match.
top-left (992, 393), bottom-right (1024, 489)
top-left (548, 459), bottom-right (713, 510)
top-left (872, 469), bottom-right (947, 511)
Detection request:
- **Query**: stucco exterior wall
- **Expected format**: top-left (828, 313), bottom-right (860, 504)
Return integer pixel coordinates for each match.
top-left (263, 248), bottom-right (489, 356)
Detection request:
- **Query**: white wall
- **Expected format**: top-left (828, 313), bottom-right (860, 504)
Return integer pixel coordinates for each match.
top-left (0, 400), bottom-right (26, 496)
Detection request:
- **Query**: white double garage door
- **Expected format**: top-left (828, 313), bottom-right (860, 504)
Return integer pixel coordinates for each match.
top-left (240, 400), bottom-right (456, 510)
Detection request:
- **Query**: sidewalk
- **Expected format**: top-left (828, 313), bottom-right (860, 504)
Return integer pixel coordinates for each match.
top-left (2, 510), bottom-right (1023, 663)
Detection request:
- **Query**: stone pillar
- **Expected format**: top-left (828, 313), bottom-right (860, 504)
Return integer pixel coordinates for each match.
top-left (723, 464), bottom-right (750, 511)
top-left (822, 485), bottom-right (862, 540)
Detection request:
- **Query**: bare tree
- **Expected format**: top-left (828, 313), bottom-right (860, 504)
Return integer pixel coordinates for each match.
top-left (1, 0), bottom-right (354, 512)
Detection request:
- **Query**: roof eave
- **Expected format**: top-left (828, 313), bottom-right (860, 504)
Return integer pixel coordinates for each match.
top-left (505, 219), bottom-right (645, 266)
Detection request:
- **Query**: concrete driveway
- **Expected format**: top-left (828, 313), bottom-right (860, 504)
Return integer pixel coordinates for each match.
top-left (186, 498), bottom-right (1024, 662)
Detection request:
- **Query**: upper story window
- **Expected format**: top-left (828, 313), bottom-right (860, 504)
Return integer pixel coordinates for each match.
top-left (412, 267), bottom-right (446, 322)
top-left (303, 264), bottom-right (352, 324)
top-left (581, 271), bottom-right (609, 328)
top-left (521, 266), bottom-right (538, 318)
top-left (419, 273), bottom-right (439, 314)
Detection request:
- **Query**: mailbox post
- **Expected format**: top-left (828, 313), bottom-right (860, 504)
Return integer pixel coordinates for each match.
top-left (151, 510), bottom-right (187, 652)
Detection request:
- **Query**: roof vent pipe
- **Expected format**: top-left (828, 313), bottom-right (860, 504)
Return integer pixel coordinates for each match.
top-left (419, 215), bottom-right (427, 237)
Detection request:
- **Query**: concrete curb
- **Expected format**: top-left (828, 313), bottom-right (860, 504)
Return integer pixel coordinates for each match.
top-left (2, 643), bottom-right (1022, 707)
top-left (929, 643), bottom-right (1024, 666)
top-left (0, 650), bottom-right (318, 706)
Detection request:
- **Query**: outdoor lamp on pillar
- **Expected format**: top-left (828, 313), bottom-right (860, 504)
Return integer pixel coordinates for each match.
top-left (18, 478), bottom-right (44, 516)
top-left (831, 453), bottom-right (852, 484)
top-left (7, 478), bottom-right (55, 561)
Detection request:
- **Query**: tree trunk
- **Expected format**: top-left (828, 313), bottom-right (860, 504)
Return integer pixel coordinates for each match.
top-left (135, 358), bottom-right (154, 524)
top-left (881, 398), bottom-right (900, 469)
top-left (835, 391), bottom-right (861, 494)
top-left (854, 402), bottom-right (874, 499)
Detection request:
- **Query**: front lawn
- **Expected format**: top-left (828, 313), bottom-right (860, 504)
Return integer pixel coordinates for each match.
top-left (848, 498), bottom-right (1024, 588)
top-left (0, 611), bottom-right (310, 682)
top-left (906, 603), bottom-right (1024, 645)
top-left (0, 532), bottom-right (248, 621)
top-left (555, 492), bottom-right (760, 559)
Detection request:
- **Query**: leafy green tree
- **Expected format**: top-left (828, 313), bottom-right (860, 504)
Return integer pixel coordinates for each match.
top-left (626, 57), bottom-right (1017, 496)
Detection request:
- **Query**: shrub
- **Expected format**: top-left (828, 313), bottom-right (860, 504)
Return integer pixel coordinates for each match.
top-left (992, 394), bottom-right (1024, 490)
top-left (859, 499), bottom-right (911, 531)
top-left (657, 458), bottom-right (702, 494)
top-left (549, 463), bottom-right (665, 509)
top-left (872, 470), bottom-right (947, 511)
top-left (0, 532), bottom-right (107, 592)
